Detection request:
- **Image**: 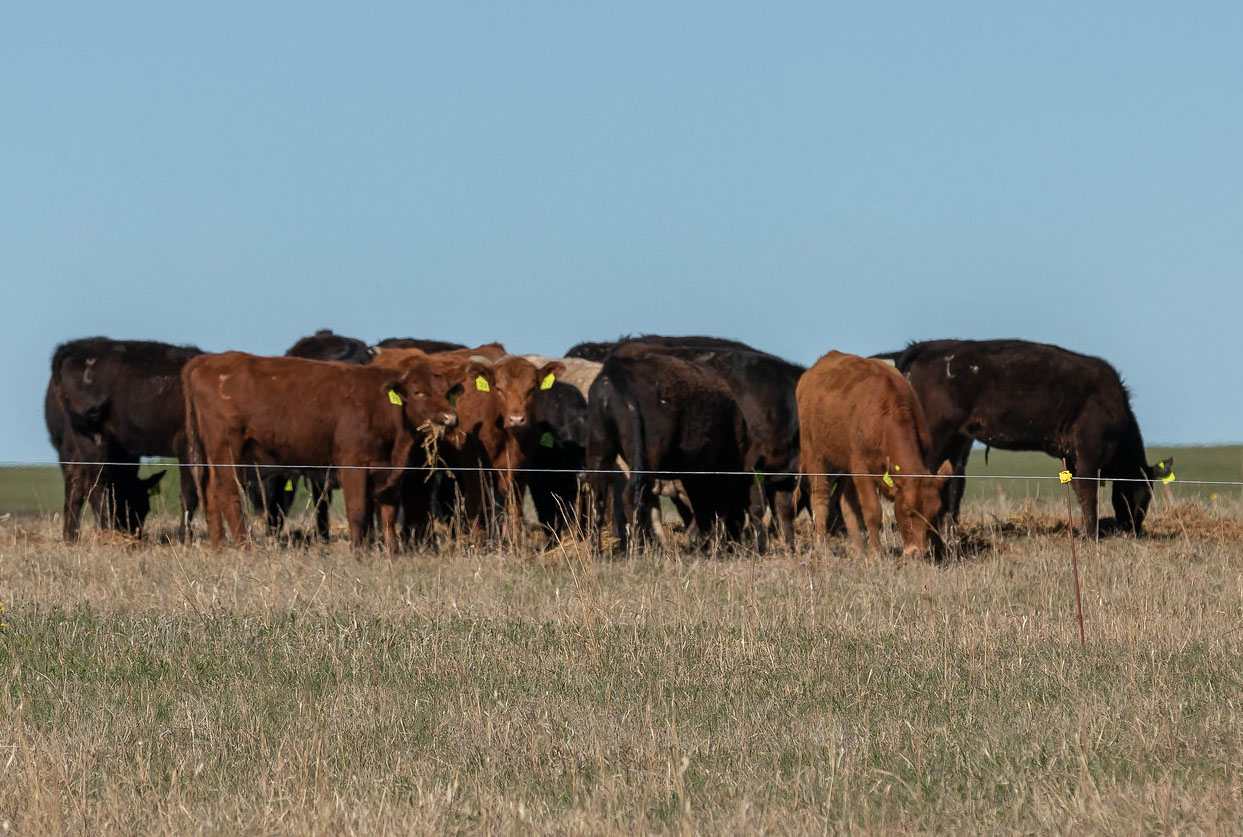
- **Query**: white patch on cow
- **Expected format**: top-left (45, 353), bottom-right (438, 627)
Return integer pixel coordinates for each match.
top-left (970, 364), bottom-right (979, 374)
top-left (82, 357), bottom-right (96, 385)
top-left (217, 373), bottom-right (232, 400)
top-left (944, 354), bottom-right (955, 379)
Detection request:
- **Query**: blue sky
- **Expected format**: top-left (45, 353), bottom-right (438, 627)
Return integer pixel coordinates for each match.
top-left (4, 3), bottom-right (1240, 460)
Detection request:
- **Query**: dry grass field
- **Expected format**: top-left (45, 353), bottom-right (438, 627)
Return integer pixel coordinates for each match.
top-left (2, 457), bottom-right (1243, 833)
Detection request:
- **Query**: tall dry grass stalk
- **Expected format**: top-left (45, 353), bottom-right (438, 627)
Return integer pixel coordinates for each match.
top-left (1, 498), bottom-right (1242, 834)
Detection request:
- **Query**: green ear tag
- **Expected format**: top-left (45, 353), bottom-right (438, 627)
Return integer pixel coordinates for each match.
top-left (284, 480), bottom-right (294, 492)
top-left (882, 470), bottom-right (895, 488)
top-left (388, 390), bottom-right (403, 406)
top-left (475, 375), bottom-right (490, 392)
top-left (539, 431), bottom-right (555, 448)
top-left (1162, 471), bottom-right (1176, 485)
top-left (540, 372), bottom-right (556, 390)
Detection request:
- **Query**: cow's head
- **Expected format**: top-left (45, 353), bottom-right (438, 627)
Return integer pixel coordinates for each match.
top-left (493, 357), bottom-right (566, 431)
top-left (890, 460), bottom-right (954, 558)
top-left (100, 469), bottom-right (165, 537)
top-left (388, 361), bottom-right (458, 430)
top-left (1112, 456), bottom-right (1173, 535)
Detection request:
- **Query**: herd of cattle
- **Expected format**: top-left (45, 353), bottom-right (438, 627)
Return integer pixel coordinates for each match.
top-left (44, 331), bottom-right (1173, 558)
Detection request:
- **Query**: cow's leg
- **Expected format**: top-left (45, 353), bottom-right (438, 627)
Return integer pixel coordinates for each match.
top-left (218, 466), bottom-right (248, 546)
top-left (378, 499), bottom-right (399, 555)
top-left (338, 468), bottom-right (369, 549)
top-left (400, 476), bottom-right (434, 551)
top-left (836, 478), bottom-right (866, 555)
top-left (852, 476), bottom-right (884, 556)
top-left (808, 470), bottom-right (832, 543)
top-left (178, 466), bottom-right (199, 543)
top-left (769, 483), bottom-right (796, 549)
top-left (309, 473), bottom-right (332, 541)
top-left (942, 433), bottom-right (974, 524)
top-left (203, 468), bottom-right (229, 547)
top-left (60, 464), bottom-right (95, 541)
top-left (748, 479), bottom-right (769, 554)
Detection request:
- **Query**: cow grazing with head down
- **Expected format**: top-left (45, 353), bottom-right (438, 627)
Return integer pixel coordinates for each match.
top-left (798, 351), bottom-right (953, 559)
top-left (46, 337), bottom-right (202, 541)
top-left (183, 352), bottom-right (457, 552)
top-left (895, 338), bottom-right (1171, 537)
top-left (586, 343), bottom-right (750, 555)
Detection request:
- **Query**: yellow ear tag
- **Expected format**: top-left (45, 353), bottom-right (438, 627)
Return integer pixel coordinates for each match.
top-left (475, 375), bottom-right (490, 392)
top-left (1059, 470), bottom-right (1073, 484)
top-left (882, 470), bottom-right (895, 488)
top-left (284, 480), bottom-right (294, 492)
top-left (1162, 472), bottom-right (1176, 485)
top-left (540, 372), bottom-right (556, 390)
top-left (388, 389), bottom-right (403, 406)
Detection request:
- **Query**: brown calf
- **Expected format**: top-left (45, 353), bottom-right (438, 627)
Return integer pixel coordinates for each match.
top-left (370, 347), bottom-right (564, 540)
top-left (797, 351), bottom-right (952, 558)
top-left (183, 352), bottom-right (457, 553)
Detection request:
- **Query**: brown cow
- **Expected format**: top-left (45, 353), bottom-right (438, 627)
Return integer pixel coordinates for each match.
top-left (183, 352), bottom-right (457, 553)
top-left (797, 351), bottom-right (953, 558)
top-left (371, 347), bottom-right (565, 541)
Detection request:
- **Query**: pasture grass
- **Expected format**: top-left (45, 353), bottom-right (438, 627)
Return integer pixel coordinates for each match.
top-left (1, 492), bottom-right (1243, 833)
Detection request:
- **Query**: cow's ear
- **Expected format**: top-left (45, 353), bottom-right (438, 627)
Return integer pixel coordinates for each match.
top-left (1150, 456), bottom-right (1174, 482)
top-left (932, 460), bottom-right (954, 485)
top-left (537, 361), bottom-right (566, 390)
top-left (466, 359), bottom-right (496, 392)
top-left (383, 379), bottom-right (407, 406)
top-left (1150, 456), bottom-right (1174, 478)
top-left (141, 471), bottom-right (166, 494)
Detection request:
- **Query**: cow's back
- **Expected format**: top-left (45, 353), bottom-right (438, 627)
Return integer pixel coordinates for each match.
top-left (798, 351), bottom-right (929, 468)
top-left (898, 339), bottom-right (1136, 449)
top-left (52, 337), bottom-right (203, 457)
top-left (600, 348), bottom-right (745, 471)
top-left (184, 353), bottom-right (400, 466)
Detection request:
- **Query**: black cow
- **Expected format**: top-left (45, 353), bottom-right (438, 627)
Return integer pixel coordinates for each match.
top-left (567, 334), bottom-right (760, 363)
top-left (569, 335), bottom-right (805, 550)
top-left (586, 344), bottom-right (750, 554)
top-left (895, 339), bottom-right (1171, 536)
top-left (527, 379), bottom-right (590, 535)
top-left (46, 337), bottom-right (202, 540)
top-left (286, 329), bottom-right (374, 365)
top-left (44, 381), bottom-right (164, 539)
top-left (374, 337), bottom-right (468, 353)
top-left (247, 330), bottom-right (375, 540)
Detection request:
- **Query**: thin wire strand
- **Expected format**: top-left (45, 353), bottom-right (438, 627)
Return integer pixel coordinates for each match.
top-left (1, 460), bottom-right (1232, 485)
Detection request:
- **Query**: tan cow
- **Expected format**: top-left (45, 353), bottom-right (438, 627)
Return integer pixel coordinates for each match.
top-left (797, 351), bottom-right (952, 558)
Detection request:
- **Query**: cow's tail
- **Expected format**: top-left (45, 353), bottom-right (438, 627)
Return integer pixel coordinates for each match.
top-left (182, 364), bottom-right (206, 518)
